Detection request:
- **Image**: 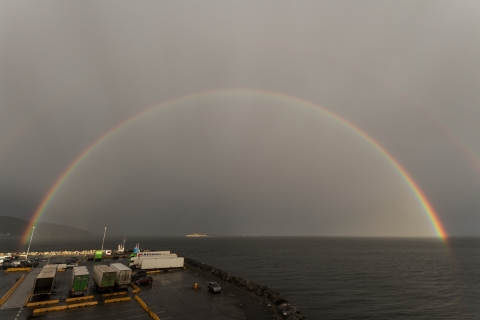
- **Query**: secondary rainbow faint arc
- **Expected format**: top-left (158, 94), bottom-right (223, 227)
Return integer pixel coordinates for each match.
top-left (22, 88), bottom-right (447, 244)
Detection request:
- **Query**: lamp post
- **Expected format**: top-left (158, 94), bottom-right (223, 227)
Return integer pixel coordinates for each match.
top-left (101, 227), bottom-right (107, 252)
top-left (25, 226), bottom-right (35, 261)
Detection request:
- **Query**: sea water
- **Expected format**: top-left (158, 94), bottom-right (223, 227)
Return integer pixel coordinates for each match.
top-left (1, 236), bottom-right (479, 319)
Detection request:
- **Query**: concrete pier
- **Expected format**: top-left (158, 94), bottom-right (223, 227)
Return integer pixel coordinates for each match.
top-left (0, 255), bottom-right (280, 320)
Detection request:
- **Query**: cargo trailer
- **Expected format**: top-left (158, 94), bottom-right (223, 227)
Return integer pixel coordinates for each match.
top-left (71, 266), bottom-right (90, 296)
top-left (129, 250), bottom-right (170, 258)
top-left (128, 251), bottom-right (172, 266)
top-left (129, 254), bottom-right (177, 268)
top-left (92, 265), bottom-right (116, 291)
top-left (31, 266), bottom-right (57, 300)
top-left (136, 251), bottom-right (170, 257)
top-left (109, 263), bottom-right (132, 289)
top-left (137, 257), bottom-right (184, 270)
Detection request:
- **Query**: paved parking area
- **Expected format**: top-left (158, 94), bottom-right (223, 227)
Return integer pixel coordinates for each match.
top-left (0, 272), bottom-right (23, 299)
top-left (0, 257), bottom-right (276, 320)
top-left (1, 268), bottom-right (40, 309)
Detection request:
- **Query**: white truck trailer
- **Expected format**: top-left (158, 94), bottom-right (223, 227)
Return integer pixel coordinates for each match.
top-left (92, 265), bottom-right (116, 291)
top-left (31, 266), bottom-right (57, 300)
top-left (135, 251), bottom-right (170, 258)
top-left (137, 257), bottom-right (184, 270)
top-left (129, 251), bottom-right (171, 260)
top-left (129, 254), bottom-right (177, 268)
top-left (109, 263), bottom-right (132, 289)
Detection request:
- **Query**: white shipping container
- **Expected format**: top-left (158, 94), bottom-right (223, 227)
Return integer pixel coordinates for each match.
top-left (109, 263), bottom-right (132, 289)
top-left (92, 265), bottom-right (116, 290)
top-left (139, 257), bottom-right (184, 270)
top-left (129, 254), bottom-right (178, 268)
top-left (32, 267), bottom-right (57, 298)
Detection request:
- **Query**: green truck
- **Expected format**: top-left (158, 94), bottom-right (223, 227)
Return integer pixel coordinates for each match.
top-left (71, 266), bottom-right (90, 296)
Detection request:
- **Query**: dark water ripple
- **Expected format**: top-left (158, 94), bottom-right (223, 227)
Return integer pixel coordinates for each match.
top-left (1, 236), bottom-right (479, 319)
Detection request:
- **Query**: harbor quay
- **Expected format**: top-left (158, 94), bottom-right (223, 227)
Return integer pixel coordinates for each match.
top-left (0, 253), bottom-right (305, 319)
top-left (1, 250), bottom-right (105, 257)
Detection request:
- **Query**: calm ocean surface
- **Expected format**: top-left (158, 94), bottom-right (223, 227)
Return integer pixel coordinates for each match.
top-left (1, 236), bottom-right (479, 319)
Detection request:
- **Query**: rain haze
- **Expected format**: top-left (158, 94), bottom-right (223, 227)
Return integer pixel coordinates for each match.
top-left (1, 1), bottom-right (480, 237)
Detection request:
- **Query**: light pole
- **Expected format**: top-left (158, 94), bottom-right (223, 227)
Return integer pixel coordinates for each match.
top-left (25, 226), bottom-right (35, 261)
top-left (101, 227), bottom-right (107, 252)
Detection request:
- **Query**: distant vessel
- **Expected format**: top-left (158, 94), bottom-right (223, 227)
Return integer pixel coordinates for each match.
top-left (117, 236), bottom-right (127, 254)
top-left (186, 233), bottom-right (207, 237)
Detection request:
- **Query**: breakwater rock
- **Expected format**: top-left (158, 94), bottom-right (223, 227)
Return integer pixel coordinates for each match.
top-left (185, 257), bottom-right (305, 320)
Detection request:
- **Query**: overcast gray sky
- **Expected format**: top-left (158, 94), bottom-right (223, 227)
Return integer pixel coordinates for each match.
top-left (1, 1), bottom-right (479, 237)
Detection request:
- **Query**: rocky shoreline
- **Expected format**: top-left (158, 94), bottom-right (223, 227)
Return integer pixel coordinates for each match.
top-left (185, 257), bottom-right (306, 320)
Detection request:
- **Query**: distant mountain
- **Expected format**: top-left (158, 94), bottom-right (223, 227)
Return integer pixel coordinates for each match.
top-left (0, 216), bottom-right (91, 236)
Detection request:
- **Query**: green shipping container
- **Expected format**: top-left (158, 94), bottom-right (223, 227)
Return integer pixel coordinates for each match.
top-left (94, 250), bottom-right (103, 261)
top-left (71, 266), bottom-right (89, 296)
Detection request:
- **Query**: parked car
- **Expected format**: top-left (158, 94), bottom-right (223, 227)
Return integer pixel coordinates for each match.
top-left (134, 276), bottom-right (153, 285)
top-left (208, 282), bottom-right (221, 293)
top-left (19, 260), bottom-right (37, 267)
top-left (11, 261), bottom-right (21, 267)
top-left (1, 261), bottom-right (19, 268)
top-left (131, 270), bottom-right (147, 281)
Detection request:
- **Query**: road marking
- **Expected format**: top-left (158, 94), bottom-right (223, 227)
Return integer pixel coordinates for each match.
top-left (45, 308), bottom-right (145, 319)
top-left (25, 299), bottom-right (59, 307)
top-left (66, 295), bottom-right (94, 302)
top-left (102, 291), bottom-right (127, 297)
top-left (104, 297), bottom-right (131, 304)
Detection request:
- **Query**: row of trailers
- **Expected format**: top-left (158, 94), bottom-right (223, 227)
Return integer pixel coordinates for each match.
top-left (30, 263), bottom-right (133, 301)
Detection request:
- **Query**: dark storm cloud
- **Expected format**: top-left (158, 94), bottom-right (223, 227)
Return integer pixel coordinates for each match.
top-left (0, 1), bottom-right (479, 236)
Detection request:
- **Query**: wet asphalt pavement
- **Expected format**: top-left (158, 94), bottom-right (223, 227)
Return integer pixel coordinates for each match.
top-left (0, 256), bottom-right (277, 320)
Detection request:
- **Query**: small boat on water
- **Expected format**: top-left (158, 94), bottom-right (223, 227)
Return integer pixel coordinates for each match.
top-left (186, 233), bottom-right (207, 237)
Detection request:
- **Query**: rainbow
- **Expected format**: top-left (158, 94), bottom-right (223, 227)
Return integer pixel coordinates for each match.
top-left (21, 88), bottom-right (447, 245)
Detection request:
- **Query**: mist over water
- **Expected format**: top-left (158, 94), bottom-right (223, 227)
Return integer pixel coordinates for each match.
top-left (2, 236), bottom-right (479, 319)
